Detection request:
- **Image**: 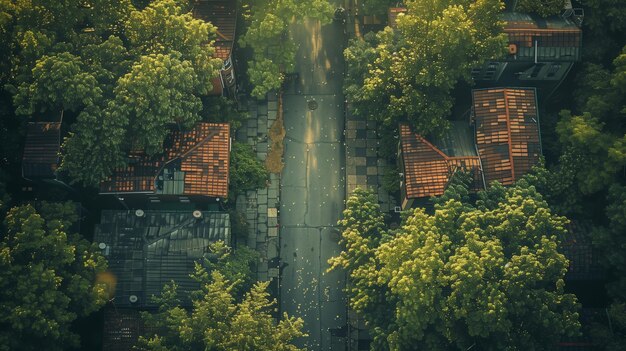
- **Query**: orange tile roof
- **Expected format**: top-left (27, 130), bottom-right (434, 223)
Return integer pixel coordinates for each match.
top-left (473, 88), bottom-right (541, 186)
top-left (192, 0), bottom-right (236, 61)
top-left (400, 125), bottom-right (482, 199)
top-left (100, 123), bottom-right (230, 198)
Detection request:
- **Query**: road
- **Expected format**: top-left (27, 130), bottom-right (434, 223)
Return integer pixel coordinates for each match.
top-left (279, 8), bottom-right (348, 351)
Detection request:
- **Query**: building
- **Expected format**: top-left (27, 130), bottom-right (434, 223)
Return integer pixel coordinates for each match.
top-left (472, 11), bottom-right (582, 95)
top-left (96, 209), bottom-right (231, 350)
top-left (399, 88), bottom-right (541, 209)
top-left (192, 0), bottom-right (237, 97)
top-left (100, 122), bottom-right (230, 204)
top-left (22, 121), bottom-right (62, 180)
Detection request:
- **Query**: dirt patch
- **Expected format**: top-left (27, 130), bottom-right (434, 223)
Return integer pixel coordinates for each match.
top-left (265, 94), bottom-right (285, 174)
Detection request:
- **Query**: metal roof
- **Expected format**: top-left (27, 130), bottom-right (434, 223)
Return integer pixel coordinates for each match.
top-left (22, 122), bottom-right (61, 178)
top-left (100, 123), bottom-right (230, 198)
top-left (94, 210), bottom-right (231, 308)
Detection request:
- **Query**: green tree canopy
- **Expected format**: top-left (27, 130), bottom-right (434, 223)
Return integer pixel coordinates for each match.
top-left (0, 204), bottom-right (108, 351)
top-left (137, 270), bottom-right (305, 351)
top-left (515, 0), bottom-right (565, 17)
top-left (344, 0), bottom-right (507, 135)
top-left (239, 0), bottom-right (334, 98)
top-left (229, 142), bottom-right (269, 198)
top-left (330, 181), bottom-right (581, 350)
top-left (4, 0), bottom-right (223, 187)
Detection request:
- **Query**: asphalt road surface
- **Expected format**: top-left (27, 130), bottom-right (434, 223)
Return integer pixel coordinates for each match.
top-left (279, 9), bottom-right (348, 351)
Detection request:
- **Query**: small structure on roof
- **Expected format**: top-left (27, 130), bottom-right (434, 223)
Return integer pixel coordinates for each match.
top-left (399, 88), bottom-right (542, 209)
top-left (94, 209), bottom-right (231, 308)
top-left (472, 11), bottom-right (582, 90)
top-left (22, 121), bottom-right (62, 179)
top-left (100, 122), bottom-right (230, 202)
top-left (192, 0), bottom-right (237, 98)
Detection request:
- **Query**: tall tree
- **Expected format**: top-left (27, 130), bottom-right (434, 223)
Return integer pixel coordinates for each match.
top-left (137, 270), bottom-right (305, 351)
top-left (239, 0), bottom-right (334, 98)
top-left (344, 0), bottom-right (507, 135)
top-left (515, 0), bottom-right (565, 17)
top-left (0, 204), bottom-right (108, 351)
top-left (330, 181), bottom-right (581, 350)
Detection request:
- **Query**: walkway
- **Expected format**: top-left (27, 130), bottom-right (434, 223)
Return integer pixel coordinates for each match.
top-left (279, 6), bottom-right (348, 351)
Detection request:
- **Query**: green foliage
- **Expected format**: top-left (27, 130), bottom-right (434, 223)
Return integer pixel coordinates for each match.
top-left (230, 142), bottom-right (269, 196)
top-left (35, 201), bottom-right (79, 230)
top-left (195, 241), bottom-right (259, 297)
top-left (138, 270), bottom-right (306, 351)
top-left (515, 0), bottom-right (565, 17)
top-left (330, 183), bottom-right (581, 350)
top-left (5, 0), bottom-right (224, 187)
top-left (588, 303), bottom-right (626, 351)
top-left (239, 0), bottom-right (334, 98)
top-left (344, 0), bottom-right (507, 135)
top-left (112, 53), bottom-right (203, 155)
top-left (360, 0), bottom-right (395, 16)
top-left (381, 166), bottom-right (401, 194)
top-left (0, 204), bottom-right (108, 351)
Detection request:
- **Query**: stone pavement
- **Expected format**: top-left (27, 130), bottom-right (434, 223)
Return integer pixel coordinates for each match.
top-left (235, 94), bottom-right (280, 282)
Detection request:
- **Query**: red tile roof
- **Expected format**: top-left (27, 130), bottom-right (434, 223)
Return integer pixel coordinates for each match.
top-left (100, 123), bottom-right (230, 198)
top-left (400, 125), bottom-right (482, 199)
top-left (22, 122), bottom-right (62, 178)
top-left (192, 0), bottom-right (236, 61)
top-left (473, 88), bottom-right (541, 186)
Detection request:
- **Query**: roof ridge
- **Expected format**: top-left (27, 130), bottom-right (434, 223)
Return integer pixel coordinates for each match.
top-left (502, 89), bottom-right (516, 182)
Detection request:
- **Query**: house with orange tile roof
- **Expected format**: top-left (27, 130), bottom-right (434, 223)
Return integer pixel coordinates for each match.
top-left (191, 0), bottom-right (237, 98)
top-left (100, 122), bottom-right (230, 203)
top-left (399, 88), bottom-right (541, 209)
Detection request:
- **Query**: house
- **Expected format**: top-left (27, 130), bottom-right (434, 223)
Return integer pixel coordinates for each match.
top-left (387, 7), bottom-right (407, 28)
top-left (100, 122), bottom-right (230, 204)
top-left (192, 0), bottom-right (237, 97)
top-left (472, 11), bottom-right (582, 94)
top-left (22, 121), bottom-right (62, 180)
top-left (399, 123), bottom-right (483, 209)
top-left (96, 209), bottom-right (231, 350)
top-left (399, 88), bottom-right (541, 209)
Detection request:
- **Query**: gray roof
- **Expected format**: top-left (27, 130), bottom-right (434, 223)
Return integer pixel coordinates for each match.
top-left (94, 210), bottom-right (231, 308)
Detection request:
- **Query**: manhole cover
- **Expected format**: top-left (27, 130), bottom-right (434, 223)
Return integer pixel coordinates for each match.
top-left (307, 100), bottom-right (318, 110)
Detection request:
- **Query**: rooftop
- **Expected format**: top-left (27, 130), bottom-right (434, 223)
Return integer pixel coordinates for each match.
top-left (473, 88), bottom-right (541, 187)
top-left (503, 12), bottom-right (582, 62)
top-left (100, 122), bottom-right (230, 198)
top-left (192, 0), bottom-right (237, 61)
top-left (400, 124), bottom-right (483, 199)
top-left (22, 121), bottom-right (62, 179)
top-left (561, 220), bottom-right (605, 281)
top-left (94, 210), bottom-right (231, 308)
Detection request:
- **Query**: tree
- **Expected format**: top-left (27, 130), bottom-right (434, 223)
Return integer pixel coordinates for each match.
top-left (137, 270), bottom-right (306, 351)
top-left (0, 204), bottom-right (108, 351)
top-left (111, 53), bottom-right (203, 155)
top-left (197, 241), bottom-right (259, 297)
top-left (330, 182), bottom-right (581, 350)
top-left (515, 0), bottom-right (565, 17)
top-left (239, 0), bottom-right (334, 98)
top-left (229, 142), bottom-right (269, 197)
top-left (360, 0), bottom-right (395, 16)
top-left (344, 0), bottom-right (507, 135)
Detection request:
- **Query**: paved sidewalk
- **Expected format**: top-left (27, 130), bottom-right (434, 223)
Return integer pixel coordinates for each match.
top-left (235, 94), bottom-right (281, 282)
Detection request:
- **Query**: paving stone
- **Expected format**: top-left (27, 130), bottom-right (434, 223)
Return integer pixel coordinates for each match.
top-left (366, 147), bottom-right (377, 157)
top-left (256, 152), bottom-right (267, 160)
top-left (268, 100), bottom-right (278, 111)
top-left (367, 166), bottom-right (378, 175)
top-left (354, 139), bottom-right (366, 147)
top-left (367, 139), bottom-right (379, 148)
top-left (258, 222), bottom-right (267, 232)
top-left (367, 129), bottom-right (377, 139)
top-left (268, 217), bottom-right (278, 227)
top-left (355, 147), bottom-right (366, 157)
top-left (356, 129), bottom-right (367, 139)
top-left (367, 175), bottom-right (378, 185)
top-left (346, 129), bottom-right (357, 139)
top-left (258, 271), bottom-right (268, 281)
top-left (258, 188), bottom-right (268, 197)
top-left (258, 205), bottom-right (268, 216)
top-left (267, 91), bottom-right (278, 101)
top-left (346, 120), bottom-right (358, 129)
top-left (258, 213), bottom-right (268, 224)
top-left (268, 187), bottom-right (278, 198)
top-left (347, 165), bottom-right (357, 176)
top-left (247, 118), bottom-right (258, 129)
top-left (257, 142), bottom-right (268, 152)
top-left (366, 157), bottom-right (377, 166)
top-left (268, 110), bottom-right (277, 121)
top-left (355, 157), bottom-right (366, 166)
top-left (355, 166), bottom-right (367, 175)
top-left (377, 158), bottom-right (388, 167)
top-left (257, 103), bottom-right (268, 115)
top-left (356, 175), bottom-right (367, 184)
top-left (346, 157), bottom-right (356, 166)
top-left (247, 240), bottom-right (257, 249)
top-left (355, 120), bottom-right (366, 129)
top-left (248, 128), bottom-right (257, 138)
top-left (268, 226), bottom-right (278, 237)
